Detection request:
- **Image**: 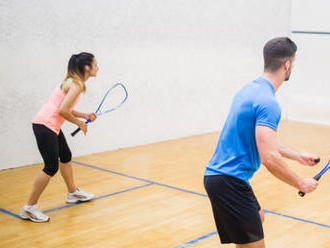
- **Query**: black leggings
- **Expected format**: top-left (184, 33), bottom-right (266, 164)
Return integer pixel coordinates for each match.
top-left (33, 124), bottom-right (72, 176)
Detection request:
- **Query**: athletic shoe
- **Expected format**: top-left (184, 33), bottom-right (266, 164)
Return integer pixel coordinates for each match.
top-left (66, 188), bottom-right (94, 203)
top-left (20, 205), bottom-right (50, 223)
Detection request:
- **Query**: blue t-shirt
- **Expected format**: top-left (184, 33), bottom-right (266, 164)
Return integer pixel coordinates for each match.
top-left (205, 77), bottom-right (281, 183)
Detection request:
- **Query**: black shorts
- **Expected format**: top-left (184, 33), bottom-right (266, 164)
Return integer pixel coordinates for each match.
top-left (204, 174), bottom-right (264, 244)
top-left (32, 124), bottom-right (72, 176)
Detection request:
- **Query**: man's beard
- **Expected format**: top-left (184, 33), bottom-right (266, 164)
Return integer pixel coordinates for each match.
top-left (285, 74), bottom-right (291, 81)
top-left (285, 68), bottom-right (292, 81)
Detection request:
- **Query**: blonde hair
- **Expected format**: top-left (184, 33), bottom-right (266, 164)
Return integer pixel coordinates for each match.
top-left (63, 72), bottom-right (86, 92)
top-left (64, 52), bottom-right (95, 92)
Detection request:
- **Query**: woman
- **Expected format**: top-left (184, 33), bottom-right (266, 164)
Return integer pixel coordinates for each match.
top-left (21, 52), bottom-right (98, 222)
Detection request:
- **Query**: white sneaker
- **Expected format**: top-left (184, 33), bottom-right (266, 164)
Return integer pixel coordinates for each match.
top-left (66, 188), bottom-right (94, 203)
top-left (20, 205), bottom-right (50, 223)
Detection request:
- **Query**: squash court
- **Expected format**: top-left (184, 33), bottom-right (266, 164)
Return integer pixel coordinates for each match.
top-left (1, 120), bottom-right (329, 247)
top-left (1, 1), bottom-right (330, 247)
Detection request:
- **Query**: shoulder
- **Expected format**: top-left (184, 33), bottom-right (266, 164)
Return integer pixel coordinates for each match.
top-left (257, 93), bottom-right (280, 112)
top-left (61, 79), bottom-right (83, 94)
top-left (253, 96), bottom-right (281, 125)
top-left (254, 95), bottom-right (281, 131)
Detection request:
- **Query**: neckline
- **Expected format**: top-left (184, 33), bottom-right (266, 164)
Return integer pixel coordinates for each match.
top-left (255, 77), bottom-right (275, 95)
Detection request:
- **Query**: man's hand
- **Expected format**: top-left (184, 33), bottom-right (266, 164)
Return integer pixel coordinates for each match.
top-left (297, 153), bottom-right (320, 166)
top-left (298, 178), bottom-right (319, 193)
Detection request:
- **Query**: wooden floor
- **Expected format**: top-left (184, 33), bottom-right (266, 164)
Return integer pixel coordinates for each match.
top-left (0, 120), bottom-right (329, 248)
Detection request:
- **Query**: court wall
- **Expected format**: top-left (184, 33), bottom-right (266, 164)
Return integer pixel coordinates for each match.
top-left (288, 0), bottom-right (330, 125)
top-left (1, 0), bottom-right (292, 169)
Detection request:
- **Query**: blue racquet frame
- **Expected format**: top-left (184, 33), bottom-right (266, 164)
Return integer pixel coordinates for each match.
top-left (299, 157), bottom-right (330, 197)
top-left (71, 83), bottom-right (128, 136)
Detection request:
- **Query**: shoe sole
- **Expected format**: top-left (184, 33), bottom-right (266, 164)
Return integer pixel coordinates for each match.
top-left (20, 212), bottom-right (50, 223)
top-left (66, 196), bottom-right (94, 204)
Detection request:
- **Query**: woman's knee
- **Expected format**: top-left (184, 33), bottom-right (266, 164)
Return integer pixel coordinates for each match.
top-left (59, 150), bottom-right (72, 164)
top-left (43, 162), bottom-right (59, 176)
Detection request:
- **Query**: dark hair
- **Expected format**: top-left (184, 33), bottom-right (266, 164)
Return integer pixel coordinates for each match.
top-left (64, 52), bottom-right (95, 91)
top-left (67, 52), bottom-right (94, 79)
top-left (263, 37), bottom-right (297, 72)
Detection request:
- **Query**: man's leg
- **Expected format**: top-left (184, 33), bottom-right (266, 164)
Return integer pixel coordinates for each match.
top-left (236, 239), bottom-right (265, 248)
top-left (235, 209), bottom-right (265, 247)
top-left (259, 209), bottom-right (265, 223)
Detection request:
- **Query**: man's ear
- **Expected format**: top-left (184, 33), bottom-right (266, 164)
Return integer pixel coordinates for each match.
top-left (284, 60), bottom-right (291, 71)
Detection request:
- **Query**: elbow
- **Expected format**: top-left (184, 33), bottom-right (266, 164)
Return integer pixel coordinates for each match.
top-left (59, 108), bottom-right (68, 117)
top-left (260, 151), bottom-right (279, 167)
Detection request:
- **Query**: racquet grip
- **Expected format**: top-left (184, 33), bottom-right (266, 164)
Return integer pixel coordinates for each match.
top-left (298, 158), bottom-right (320, 197)
top-left (71, 127), bottom-right (81, 136)
top-left (298, 174), bottom-right (322, 197)
top-left (71, 119), bottom-right (91, 137)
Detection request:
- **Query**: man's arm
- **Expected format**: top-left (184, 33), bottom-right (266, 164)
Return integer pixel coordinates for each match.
top-left (255, 126), bottom-right (318, 193)
top-left (278, 144), bottom-right (319, 166)
top-left (278, 144), bottom-right (299, 160)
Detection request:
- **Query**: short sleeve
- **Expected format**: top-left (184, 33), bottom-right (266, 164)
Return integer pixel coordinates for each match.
top-left (255, 99), bottom-right (281, 131)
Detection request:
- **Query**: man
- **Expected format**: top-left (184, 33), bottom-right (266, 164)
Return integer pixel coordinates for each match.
top-left (204, 37), bottom-right (319, 248)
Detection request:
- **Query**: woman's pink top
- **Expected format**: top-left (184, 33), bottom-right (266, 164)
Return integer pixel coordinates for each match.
top-left (32, 83), bottom-right (80, 135)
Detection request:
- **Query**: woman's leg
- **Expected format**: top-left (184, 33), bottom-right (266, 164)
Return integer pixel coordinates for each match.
top-left (57, 130), bottom-right (94, 203)
top-left (28, 124), bottom-right (60, 205)
top-left (60, 161), bottom-right (77, 193)
top-left (21, 124), bottom-right (59, 222)
top-left (57, 130), bottom-right (76, 193)
top-left (27, 171), bottom-right (51, 205)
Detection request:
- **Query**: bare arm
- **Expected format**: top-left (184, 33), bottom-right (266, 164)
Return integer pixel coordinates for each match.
top-left (72, 110), bottom-right (86, 119)
top-left (72, 110), bottom-right (97, 122)
top-left (256, 126), bottom-right (318, 193)
top-left (59, 83), bottom-right (87, 133)
top-left (278, 144), bottom-right (319, 166)
top-left (278, 144), bottom-right (300, 160)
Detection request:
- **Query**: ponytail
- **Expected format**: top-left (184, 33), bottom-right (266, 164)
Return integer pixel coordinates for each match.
top-left (64, 52), bottom-right (95, 92)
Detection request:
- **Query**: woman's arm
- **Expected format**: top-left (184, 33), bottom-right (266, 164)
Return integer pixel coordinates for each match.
top-left (59, 83), bottom-right (87, 134)
top-left (72, 110), bottom-right (86, 119)
top-left (72, 110), bottom-right (97, 122)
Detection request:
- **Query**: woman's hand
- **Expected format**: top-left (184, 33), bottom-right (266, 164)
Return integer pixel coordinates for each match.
top-left (84, 113), bottom-right (97, 122)
top-left (78, 120), bottom-right (88, 135)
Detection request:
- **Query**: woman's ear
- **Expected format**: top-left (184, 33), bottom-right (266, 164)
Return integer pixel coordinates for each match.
top-left (84, 65), bottom-right (91, 73)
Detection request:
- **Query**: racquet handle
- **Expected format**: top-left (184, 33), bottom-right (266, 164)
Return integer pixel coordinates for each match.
top-left (298, 158), bottom-right (321, 197)
top-left (71, 127), bottom-right (81, 136)
top-left (71, 119), bottom-right (91, 137)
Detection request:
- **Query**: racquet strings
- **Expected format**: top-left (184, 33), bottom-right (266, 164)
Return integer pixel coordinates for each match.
top-left (97, 84), bottom-right (127, 115)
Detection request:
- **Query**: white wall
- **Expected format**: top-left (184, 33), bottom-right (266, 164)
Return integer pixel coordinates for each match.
top-left (288, 0), bottom-right (330, 125)
top-left (0, 0), bottom-right (292, 170)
